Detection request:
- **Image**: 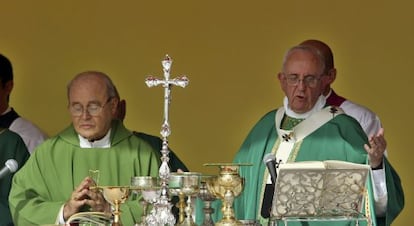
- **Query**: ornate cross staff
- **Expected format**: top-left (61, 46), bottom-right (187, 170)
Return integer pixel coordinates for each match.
top-left (145, 54), bottom-right (189, 225)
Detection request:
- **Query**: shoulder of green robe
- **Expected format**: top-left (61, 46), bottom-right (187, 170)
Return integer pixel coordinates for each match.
top-left (251, 109), bottom-right (278, 129)
top-left (328, 113), bottom-right (366, 131)
top-left (110, 119), bottom-right (134, 145)
top-left (326, 113), bottom-right (368, 142)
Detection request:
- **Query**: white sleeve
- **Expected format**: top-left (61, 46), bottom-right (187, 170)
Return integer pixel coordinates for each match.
top-left (9, 117), bottom-right (48, 154)
top-left (55, 205), bottom-right (66, 225)
top-left (371, 167), bottom-right (388, 217)
top-left (339, 100), bottom-right (381, 137)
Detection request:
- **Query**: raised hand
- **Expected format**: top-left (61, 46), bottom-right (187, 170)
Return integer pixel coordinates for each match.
top-left (364, 128), bottom-right (387, 168)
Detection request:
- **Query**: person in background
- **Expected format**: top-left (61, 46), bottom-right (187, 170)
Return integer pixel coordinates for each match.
top-left (300, 39), bottom-right (393, 222)
top-left (197, 45), bottom-right (404, 226)
top-left (9, 71), bottom-right (160, 225)
top-left (0, 54), bottom-right (47, 154)
top-left (0, 128), bottom-right (29, 226)
top-left (300, 39), bottom-right (381, 136)
top-left (115, 99), bottom-right (189, 172)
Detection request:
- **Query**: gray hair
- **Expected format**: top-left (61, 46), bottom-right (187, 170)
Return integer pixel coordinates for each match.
top-left (281, 45), bottom-right (326, 76)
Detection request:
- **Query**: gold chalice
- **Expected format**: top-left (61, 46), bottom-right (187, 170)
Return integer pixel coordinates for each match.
top-left (98, 186), bottom-right (130, 226)
top-left (204, 163), bottom-right (250, 226)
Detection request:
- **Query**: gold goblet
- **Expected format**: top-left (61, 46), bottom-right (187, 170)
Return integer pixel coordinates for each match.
top-left (100, 186), bottom-right (130, 226)
top-left (204, 163), bottom-right (250, 226)
top-left (169, 172), bottom-right (201, 226)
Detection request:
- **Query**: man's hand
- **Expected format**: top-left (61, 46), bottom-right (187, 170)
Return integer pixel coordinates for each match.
top-left (63, 177), bottom-right (110, 220)
top-left (85, 184), bottom-right (110, 213)
top-left (364, 128), bottom-right (387, 168)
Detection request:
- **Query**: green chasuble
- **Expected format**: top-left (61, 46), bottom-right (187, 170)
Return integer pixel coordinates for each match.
top-left (0, 129), bottom-right (29, 226)
top-left (9, 120), bottom-right (161, 226)
top-left (196, 109), bottom-right (404, 226)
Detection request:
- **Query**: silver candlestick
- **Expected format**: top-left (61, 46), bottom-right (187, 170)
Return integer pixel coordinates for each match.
top-left (145, 55), bottom-right (189, 226)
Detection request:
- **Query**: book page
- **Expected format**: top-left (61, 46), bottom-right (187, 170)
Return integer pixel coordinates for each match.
top-left (278, 160), bottom-right (370, 170)
top-left (272, 160), bottom-right (370, 219)
top-left (323, 160), bottom-right (370, 170)
top-left (278, 161), bottom-right (325, 170)
top-left (66, 211), bottom-right (112, 225)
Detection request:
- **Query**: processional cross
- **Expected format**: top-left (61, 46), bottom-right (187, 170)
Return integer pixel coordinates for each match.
top-left (145, 55), bottom-right (189, 225)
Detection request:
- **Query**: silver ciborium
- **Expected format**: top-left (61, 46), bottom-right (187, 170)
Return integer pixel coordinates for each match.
top-left (130, 176), bottom-right (159, 225)
top-left (141, 185), bottom-right (171, 226)
top-left (169, 172), bottom-right (201, 226)
top-left (204, 163), bottom-right (250, 226)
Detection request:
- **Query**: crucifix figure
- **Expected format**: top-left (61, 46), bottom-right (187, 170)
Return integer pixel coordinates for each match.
top-left (145, 54), bottom-right (189, 225)
top-left (146, 55), bottom-right (189, 139)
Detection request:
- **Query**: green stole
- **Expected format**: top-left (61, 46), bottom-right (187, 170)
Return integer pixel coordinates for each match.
top-left (258, 106), bottom-right (353, 223)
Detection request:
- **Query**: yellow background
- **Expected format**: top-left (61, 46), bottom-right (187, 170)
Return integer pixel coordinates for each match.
top-left (1, 1), bottom-right (412, 225)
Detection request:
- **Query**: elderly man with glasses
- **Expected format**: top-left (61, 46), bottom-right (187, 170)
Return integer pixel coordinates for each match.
top-left (9, 71), bottom-right (161, 225)
top-left (197, 45), bottom-right (404, 226)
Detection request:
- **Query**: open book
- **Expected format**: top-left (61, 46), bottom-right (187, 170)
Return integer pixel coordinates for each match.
top-left (271, 160), bottom-right (370, 219)
top-left (66, 211), bottom-right (112, 225)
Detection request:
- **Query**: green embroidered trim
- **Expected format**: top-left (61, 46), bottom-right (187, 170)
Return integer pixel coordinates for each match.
top-left (281, 115), bottom-right (304, 130)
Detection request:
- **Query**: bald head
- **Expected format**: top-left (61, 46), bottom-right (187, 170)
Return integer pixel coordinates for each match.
top-left (67, 71), bottom-right (119, 102)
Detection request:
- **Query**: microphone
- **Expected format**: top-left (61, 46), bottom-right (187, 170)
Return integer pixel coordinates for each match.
top-left (0, 159), bottom-right (18, 179)
top-left (263, 153), bottom-right (277, 184)
top-left (261, 153), bottom-right (278, 218)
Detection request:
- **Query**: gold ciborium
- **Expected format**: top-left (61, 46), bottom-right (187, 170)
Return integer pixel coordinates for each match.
top-left (204, 163), bottom-right (250, 226)
top-left (169, 172), bottom-right (201, 226)
top-left (99, 186), bottom-right (130, 226)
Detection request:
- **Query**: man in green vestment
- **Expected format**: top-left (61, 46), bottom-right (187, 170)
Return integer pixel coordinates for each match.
top-left (0, 129), bottom-right (29, 226)
top-left (9, 71), bottom-right (161, 225)
top-left (197, 45), bottom-right (404, 226)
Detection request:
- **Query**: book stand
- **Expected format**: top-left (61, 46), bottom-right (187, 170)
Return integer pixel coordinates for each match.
top-left (270, 161), bottom-right (372, 226)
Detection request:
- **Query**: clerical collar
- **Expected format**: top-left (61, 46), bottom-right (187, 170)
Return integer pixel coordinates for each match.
top-left (283, 95), bottom-right (326, 119)
top-left (79, 129), bottom-right (112, 148)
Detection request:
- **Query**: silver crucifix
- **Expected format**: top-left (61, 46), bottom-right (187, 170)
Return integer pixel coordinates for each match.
top-left (145, 55), bottom-right (189, 139)
top-left (145, 55), bottom-right (189, 225)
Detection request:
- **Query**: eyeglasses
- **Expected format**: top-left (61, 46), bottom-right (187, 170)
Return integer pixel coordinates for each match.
top-left (284, 74), bottom-right (321, 88)
top-left (69, 98), bottom-right (112, 117)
